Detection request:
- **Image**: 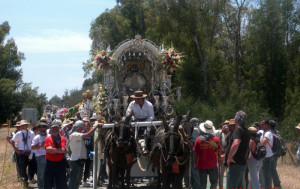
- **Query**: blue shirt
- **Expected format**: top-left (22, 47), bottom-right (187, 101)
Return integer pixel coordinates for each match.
top-left (82, 130), bottom-right (94, 152)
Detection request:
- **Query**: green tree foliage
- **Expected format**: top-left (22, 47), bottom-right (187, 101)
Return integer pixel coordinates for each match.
top-left (48, 78), bottom-right (95, 108)
top-left (0, 22), bottom-right (24, 123)
top-left (85, 0), bottom-right (299, 139)
top-left (20, 83), bottom-right (47, 119)
top-left (0, 21), bottom-right (24, 84)
top-left (48, 95), bottom-right (63, 107)
top-left (0, 78), bottom-right (23, 123)
top-left (0, 22), bottom-right (47, 123)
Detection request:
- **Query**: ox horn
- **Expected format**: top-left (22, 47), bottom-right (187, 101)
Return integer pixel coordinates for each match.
top-left (174, 114), bottom-right (183, 132)
top-left (184, 110), bottom-right (191, 122)
top-left (163, 118), bottom-right (169, 132)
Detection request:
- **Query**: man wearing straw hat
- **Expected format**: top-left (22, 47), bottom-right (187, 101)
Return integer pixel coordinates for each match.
top-left (126, 90), bottom-right (154, 155)
top-left (10, 120), bottom-right (35, 187)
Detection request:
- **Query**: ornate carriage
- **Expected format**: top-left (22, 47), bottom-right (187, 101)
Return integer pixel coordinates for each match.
top-left (91, 35), bottom-right (182, 119)
top-left (89, 35), bottom-right (183, 187)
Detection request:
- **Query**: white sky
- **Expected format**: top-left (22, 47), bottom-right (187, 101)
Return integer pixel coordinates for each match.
top-left (0, 0), bottom-right (116, 99)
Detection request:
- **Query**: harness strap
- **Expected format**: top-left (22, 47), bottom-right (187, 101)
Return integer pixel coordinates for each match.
top-left (21, 130), bottom-right (29, 151)
top-left (177, 130), bottom-right (184, 151)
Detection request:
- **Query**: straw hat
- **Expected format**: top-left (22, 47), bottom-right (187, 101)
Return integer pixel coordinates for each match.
top-left (70, 117), bottom-right (76, 121)
top-left (39, 117), bottom-right (48, 123)
top-left (200, 120), bottom-right (215, 134)
top-left (51, 121), bottom-right (60, 128)
top-left (82, 117), bottom-right (90, 122)
top-left (90, 117), bottom-right (97, 122)
top-left (223, 120), bottom-right (230, 125)
top-left (62, 119), bottom-right (73, 128)
top-left (15, 121), bottom-right (21, 127)
top-left (130, 91), bottom-right (147, 99)
top-left (20, 120), bottom-right (29, 126)
top-left (228, 119), bottom-right (235, 126)
top-left (295, 123), bottom-right (300, 130)
top-left (38, 122), bottom-right (48, 127)
top-left (248, 127), bottom-right (258, 135)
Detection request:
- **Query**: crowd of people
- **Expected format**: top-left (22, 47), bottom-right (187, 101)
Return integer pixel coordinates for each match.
top-left (184, 110), bottom-right (297, 189)
top-left (7, 114), bottom-right (102, 189)
top-left (4, 90), bottom-right (300, 189)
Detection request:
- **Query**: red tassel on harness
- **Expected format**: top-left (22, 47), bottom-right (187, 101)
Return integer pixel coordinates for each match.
top-left (172, 162), bottom-right (179, 173)
top-left (126, 153), bottom-right (133, 165)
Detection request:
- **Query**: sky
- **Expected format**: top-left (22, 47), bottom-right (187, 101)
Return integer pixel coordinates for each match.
top-left (0, 0), bottom-right (116, 100)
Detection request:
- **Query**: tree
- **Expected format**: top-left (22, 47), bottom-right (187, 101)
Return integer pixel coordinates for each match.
top-left (0, 21), bottom-right (24, 84)
top-left (245, 0), bottom-right (287, 117)
top-left (0, 78), bottom-right (23, 123)
top-left (48, 95), bottom-right (63, 107)
top-left (0, 21), bottom-right (25, 123)
top-left (20, 83), bottom-right (47, 119)
top-left (221, 0), bottom-right (248, 85)
top-left (84, 0), bottom-right (299, 138)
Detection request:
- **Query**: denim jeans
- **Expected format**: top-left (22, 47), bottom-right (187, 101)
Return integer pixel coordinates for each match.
top-left (248, 158), bottom-right (262, 189)
top-left (271, 155), bottom-right (281, 188)
top-left (44, 159), bottom-right (68, 189)
top-left (36, 155), bottom-right (45, 189)
top-left (259, 156), bottom-right (273, 189)
top-left (226, 163), bottom-right (247, 189)
top-left (198, 167), bottom-right (218, 189)
top-left (69, 160), bottom-right (84, 189)
top-left (184, 155), bottom-right (200, 189)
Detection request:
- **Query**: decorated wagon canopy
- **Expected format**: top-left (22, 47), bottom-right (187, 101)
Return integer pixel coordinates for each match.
top-left (89, 35), bottom-right (183, 119)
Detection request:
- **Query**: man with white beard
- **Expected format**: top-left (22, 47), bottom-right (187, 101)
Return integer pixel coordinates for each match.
top-left (10, 120), bottom-right (35, 187)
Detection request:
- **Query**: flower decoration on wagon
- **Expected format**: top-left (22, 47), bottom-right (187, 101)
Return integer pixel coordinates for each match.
top-left (65, 103), bottom-right (82, 119)
top-left (82, 89), bottom-right (93, 102)
top-left (93, 85), bottom-right (107, 124)
top-left (93, 49), bottom-right (112, 70)
top-left (161, 48), bottom-right (182, 73)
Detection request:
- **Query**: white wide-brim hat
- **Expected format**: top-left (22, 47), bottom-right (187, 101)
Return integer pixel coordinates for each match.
top-left (200, 120), bottom-right (215, 134)
top-left (20, 120), bottom-right (30, 126)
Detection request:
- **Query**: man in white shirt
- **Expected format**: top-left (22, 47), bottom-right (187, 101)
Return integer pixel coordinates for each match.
top-left (126, 91), bottom-right (154, 121)
top-left (259, 120), bottom-right (274, 189)
top-left (10, 120), bottom-right (35, 187)
top-left (68, 120), bottom-right (101, 189)
top-left (126, 91), bottom-right (154, 154)
top-left (31, 122), bottom-right (47, 189)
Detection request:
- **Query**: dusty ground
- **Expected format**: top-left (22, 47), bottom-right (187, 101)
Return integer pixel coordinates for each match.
top-left (0, 127), bottom-right (299, 189)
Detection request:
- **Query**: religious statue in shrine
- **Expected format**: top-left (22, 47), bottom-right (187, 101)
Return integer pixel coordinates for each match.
top-left (125, 64), bottom-right (147, 92)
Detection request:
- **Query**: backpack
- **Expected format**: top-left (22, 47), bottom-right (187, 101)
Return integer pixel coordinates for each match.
top-left (251, 138), bottom-right (267, 160)
top-left (271, 132), bottom-right (287, 157)
top-left (279, 138), bottom-right (287, 156)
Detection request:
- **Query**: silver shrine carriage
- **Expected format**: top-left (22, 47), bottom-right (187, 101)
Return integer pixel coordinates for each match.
top-left (89, 35), bottom-right (183, 188)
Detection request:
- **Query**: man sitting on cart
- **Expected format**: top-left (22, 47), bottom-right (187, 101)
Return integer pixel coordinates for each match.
top-left (126, 90), bottom-right (155, 155)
